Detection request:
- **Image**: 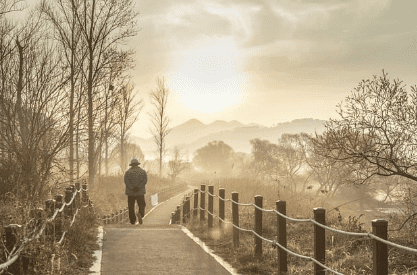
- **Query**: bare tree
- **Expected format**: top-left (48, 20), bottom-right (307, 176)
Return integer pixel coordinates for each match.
top-left (0, 0), bottom-right (24, 16)
top-left (149, 77), bottom-right (171, 177)
top-left (0, 14), bottom-right (71, 201)
top-left (115, 83), bottom-right (143, 172)
top-left (74, 0), bottom-right (138, 185)
top-left (313, 71), bottom-right (417, 185)
top-left (41, 0), bottom-right (85, 184)
top-left (168, 146), bottom-right (187, 182)
top-left (277, 134), bottom-right (307, 193)
top-left (299, 133), bottom-right (353, 196)
top-left (109, 142), bottom-right (144, 174)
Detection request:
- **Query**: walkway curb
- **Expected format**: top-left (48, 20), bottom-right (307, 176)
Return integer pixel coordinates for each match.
top-left (180, 226), bottom-right (239, 275)
top-left (89, 191), bottom-right (191, 274)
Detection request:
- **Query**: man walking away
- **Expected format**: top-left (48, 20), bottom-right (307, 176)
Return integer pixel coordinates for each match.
top-left (124, 158), bottom-right (147, 225)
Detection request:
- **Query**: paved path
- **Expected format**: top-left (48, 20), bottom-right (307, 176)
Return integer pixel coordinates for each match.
top-left (99, 192), bottom-right (234, 275)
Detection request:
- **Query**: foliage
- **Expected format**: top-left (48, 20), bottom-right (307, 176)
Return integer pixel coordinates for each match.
top-left (250, 134), bottom-right (308, 194)
top-left (250, 138), bottom-right (281, 179)
top-left (299, 133), bottom-right (354, 195)
top-left (0, 191), bottom-right (99, 274)
top-left (63, 207), bottom-right (100, 273)
top-left (109, 142), bottom-right (145, 175)
top-left (193, 141), bottom-right (235, 175)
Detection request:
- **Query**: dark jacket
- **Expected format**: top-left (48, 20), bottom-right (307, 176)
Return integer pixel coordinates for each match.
top-left (124, 166), bottom-right (147, 196)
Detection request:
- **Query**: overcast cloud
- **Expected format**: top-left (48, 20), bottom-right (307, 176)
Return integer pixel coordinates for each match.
top-left (130, 0), bottom-right (417, 136)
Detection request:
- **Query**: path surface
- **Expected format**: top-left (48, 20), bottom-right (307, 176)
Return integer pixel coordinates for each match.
top-left (100, 192), bottom-right (234, 275)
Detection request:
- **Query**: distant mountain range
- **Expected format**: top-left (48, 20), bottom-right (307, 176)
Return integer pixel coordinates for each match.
top-left (131, 118), bottom-right (327, 159)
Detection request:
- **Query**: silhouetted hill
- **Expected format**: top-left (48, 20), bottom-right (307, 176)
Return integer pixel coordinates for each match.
top-left (131, 118), bottom-right (326, 159)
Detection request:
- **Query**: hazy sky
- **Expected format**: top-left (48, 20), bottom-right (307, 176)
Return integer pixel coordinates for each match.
top-left (130, 1), bottom-right (416, 137)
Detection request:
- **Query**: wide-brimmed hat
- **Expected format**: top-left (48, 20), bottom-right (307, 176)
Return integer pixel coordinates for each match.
top-left (129, 158), bottom-right (140, 166)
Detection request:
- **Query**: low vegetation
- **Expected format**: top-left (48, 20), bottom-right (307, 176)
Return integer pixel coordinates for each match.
top-left (0, 192), bottom-right (99, 274)
top-left (185, 177), bottom-right (417, 275)
top-left (0, 174), bottom-right (188, 274)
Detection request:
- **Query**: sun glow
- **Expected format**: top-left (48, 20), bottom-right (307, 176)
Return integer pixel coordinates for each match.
top-left (168, 39), bottom-right (248, 113)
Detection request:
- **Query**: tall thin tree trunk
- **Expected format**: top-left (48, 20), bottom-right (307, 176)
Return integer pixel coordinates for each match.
top-left (105, 94), bottom-right (108, 175)
top-left (69, 5), bottom-right (76, 184)
top-left (120, 134), bottom-right (124, 174)
top-left (87, 58), bottom-right (94, 185)
top-left (76, 94), bottom-right (81, 179)
top-left (16, 38), bottom-right (29, 199)
top-left (87, 0), bottom-right (96, 185)
top-left (69, 59), bottom-right (75, 184)
top-left (159, 128), bottom-right (163, 177)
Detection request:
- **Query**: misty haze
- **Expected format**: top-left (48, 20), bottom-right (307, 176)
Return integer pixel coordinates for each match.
top-left (0, 0), bottom-right (416, 274)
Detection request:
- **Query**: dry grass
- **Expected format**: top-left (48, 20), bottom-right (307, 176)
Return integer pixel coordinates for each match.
top-left (185, 177), bottom-right (417, 275)
top-left (0, 174), bottom-right (188, 274)
top-left (89, 174), bottom-right (187, 218)
top-left (0, 196), bottom-right (100, 274)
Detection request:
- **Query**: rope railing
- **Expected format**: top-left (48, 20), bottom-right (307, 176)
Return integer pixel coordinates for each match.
top-left (367, 233), bottom-right (417, 253)
top-left (199, 196), bottom-right (344, 275)
top-left (270, 237), bottom-right (345, 275)
top-left (0, 179), bottom-right (93, 274)
top-left (170, 184), bottom-right (417, 275)
top-left (99, 182), bottom-right (189, 226)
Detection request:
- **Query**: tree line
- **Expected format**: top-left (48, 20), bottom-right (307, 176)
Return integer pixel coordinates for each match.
top-left (191, 71), bottom-right (417, 210)
top-left (0, 0), bottom-right (142, 202)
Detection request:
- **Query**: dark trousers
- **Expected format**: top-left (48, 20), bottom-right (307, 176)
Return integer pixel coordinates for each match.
top-left (128, 195), bottom-right (146, 224)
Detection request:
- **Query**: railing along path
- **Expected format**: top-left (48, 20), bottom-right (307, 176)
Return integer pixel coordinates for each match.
top-left (0, 180), bottom-right (92, 274)
top-left (97, 182), bottom-right (188, 225)
top-left (1, 180), bottom-right (188, 274)
top-left (171, 184), bottom-right (417, 275)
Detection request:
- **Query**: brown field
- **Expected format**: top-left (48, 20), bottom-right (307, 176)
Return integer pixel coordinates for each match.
top-left (185, 177), bottom-right (417, 275)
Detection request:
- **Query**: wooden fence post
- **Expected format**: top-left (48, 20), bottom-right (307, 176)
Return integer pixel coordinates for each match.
top-left (65, 186), bottom-right (73, 218)
top-left (219, 188), bottom-right (225, 228)
top-left (200, 185), bottom-right (206, 221)
top-left (45, 199), bottom-right (55, 241)
top-left (208, 185), bottom-right (214, 229)
top-left (186, 196), bottom-right (191, 221)
top-left (276, 200), bottom-right (287, 273)
top-left (82, 181), bottom-right (88, 205)
top-left (183, 198), bottom-right (187, 224)
top-left (111, 213), bottom-right (115, 224)
top-left (254, 195), bottom-right (263, 258)
top-left (232, 192), bottom-right (239, 248)
top-left (75, 181), bottom-right (81, 209)
top-left (193, 189), bottom-right (199, 218)
top-left (54, 194), bottom-right (63, 241)
top-left (171, 212), bottom-right (175, 224)
top-left (69, 184), bottom-right (76, 209)
top-left (314, 207), bottom-right (326, 275)
top-left (177, 206), bottom-right (182, 224)
top-left (119, 210), bottom-right (123, 224)
top-left (372, 219), bottom-right (388, 275)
